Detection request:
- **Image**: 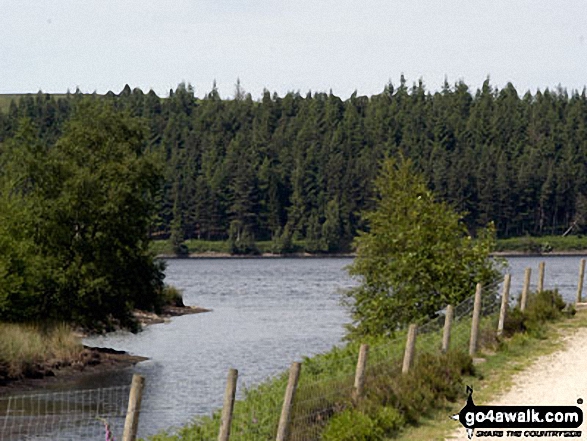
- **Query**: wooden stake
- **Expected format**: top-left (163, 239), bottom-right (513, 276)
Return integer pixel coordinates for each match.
top-left (537, 261), bottom-right (545, 293)
top-left (218, 369), bottom-right (238, 441)
top-left (352, 344), bottom-right (369, 402)
top-left (497, 274), bottom-right (511, 337)
top-left (521, 267), bottom-right (531, 312)
top-left (577, 259), bottom-right (586, 304)
top-left (276, 362), bottom-right (301, 441)
top-left (122, 374), bottom-right (145, 441)
top-left (469, 283), bottom-right (482, 357)
top-left (442, 305), bottom-right (454, 353)
top-left (402, 324), bottom-right (418, 374)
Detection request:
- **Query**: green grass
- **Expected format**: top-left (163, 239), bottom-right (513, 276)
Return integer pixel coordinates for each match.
top-left (496, 235), bottom-right (587, 253)
top-left (0, 323), bottom-right (83, 378)
top-left (149, 239), bottom-right (309, 256)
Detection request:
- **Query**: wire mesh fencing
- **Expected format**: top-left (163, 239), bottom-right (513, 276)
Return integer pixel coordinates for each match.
top-left (0, 385), bottom-right (130, 441)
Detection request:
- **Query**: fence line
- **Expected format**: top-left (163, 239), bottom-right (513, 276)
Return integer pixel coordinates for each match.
top-left (0, 385), bottom-right (130, 441)
top-left (1, 260), bottom-right (581, 441)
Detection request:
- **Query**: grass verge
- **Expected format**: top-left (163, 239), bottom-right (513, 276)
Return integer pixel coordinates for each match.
top-left (0, 323), bottom-right (83, 380)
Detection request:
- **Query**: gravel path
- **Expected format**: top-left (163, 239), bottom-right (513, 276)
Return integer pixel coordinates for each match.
top-left (446, 331), bottom-right (587, 441)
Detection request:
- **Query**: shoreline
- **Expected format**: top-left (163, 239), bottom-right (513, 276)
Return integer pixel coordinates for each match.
top-left (0, 304), bottom-right (211, 394)
top-left (156, 250), bottom-right (587, 259)
top-left (0, 346), bottom-right (148, 396)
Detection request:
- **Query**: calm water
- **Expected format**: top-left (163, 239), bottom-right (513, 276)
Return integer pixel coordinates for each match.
top-left (83, 258), bottom-right (357, 437)
top-left (504, 255), bottom-right (586, 303)
top-left (11, 255), bottom-right (587, 439)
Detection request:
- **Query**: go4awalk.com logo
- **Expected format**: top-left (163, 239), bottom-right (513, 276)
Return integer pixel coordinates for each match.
top-left (451, 387), bottom-right (583, 439)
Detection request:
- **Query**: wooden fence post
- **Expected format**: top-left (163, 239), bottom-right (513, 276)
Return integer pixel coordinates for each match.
top-left (402, 324), bottom-right (418, 374)
top-left (218, 368), bottom-right (238, 441)
top-left (469, 283), bottom-right (482, 357)
top-left (537, 261), bottom-right (545, 293)
top-left (352, 344), bottom-right (369, 402)
top-left (497, 274), bottom-right (511, 337)
top-left (577, 259), bottom-right (586, 304)
top-left (122, 374), bottom-right (145, 441)
top-left (276, 362), bottom-right (301, 441)
top-left (442, 305), bottom-right (454, 353)
top-left (521, 267), bottom-right (531, 312)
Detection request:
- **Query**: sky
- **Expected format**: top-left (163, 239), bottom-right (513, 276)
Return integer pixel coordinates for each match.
top-left (1, 0), bottom-right (586, 99)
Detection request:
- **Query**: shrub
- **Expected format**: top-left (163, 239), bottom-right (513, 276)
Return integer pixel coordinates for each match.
top-left (228, 222), bottom-right (260, 255)
top-left (504, 289), bottom-right (571, 338)
top-left (360, 351), bottom-right (472, 427)
top-left (322, 409), bottom-right (383, 441)
top-left (373, 406), bottom-right (405, 436)
top-left (161, 285), bottom-right (184, 308)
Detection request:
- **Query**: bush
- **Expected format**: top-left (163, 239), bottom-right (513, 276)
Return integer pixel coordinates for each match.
top-left (161, 285), bottom-right (184, 308)
top-left (373, 406), bottom-right (405, 436)
top-left (346, 157), bottom-right (501, 338)
top-left (269, 225), bottom-right (297, 254)
top-left (358, 350), bottom-right (473, 428)
top-left (504, 289), bottom-right (571, 338)
top-left (228, 221), bottom-right (260, 255)
top-left (322, 409), bottom-right (383, 441)
top-left (172, 242), bottom-right (189, 256)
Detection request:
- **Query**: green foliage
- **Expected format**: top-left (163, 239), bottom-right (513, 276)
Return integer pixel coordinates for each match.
top-left (5, 83), bottom-right (587, 248)
top-left (268, 225), bottom-right (297, 254)
top-left (359, 350), bottom-right (472, 427)
top-left (228, 220), bottom-right (260, 255)
top-left (372, 406), bottom-right (405, 436)
top-left (161, 285), bottom-right (184, 308)
top-left (0, 100), bottom-right (165, 330)
top-left (493, 236), bottom-right (587, 253)
top-left (322, 409), bottom-right (384, 441)
top-left (504, 289), bottom-right (572, 338)
top-left (346, 157), bottom-right (501, 337)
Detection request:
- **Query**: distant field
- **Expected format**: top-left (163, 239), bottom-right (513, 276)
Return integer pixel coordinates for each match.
top-left (0, 93), bottom-right (70, 113)
top-left (0, 94), bottom-right (21, 112)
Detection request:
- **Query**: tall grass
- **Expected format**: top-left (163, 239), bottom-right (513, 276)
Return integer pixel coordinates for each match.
top-left (0, 323), bottom-right (83, 378)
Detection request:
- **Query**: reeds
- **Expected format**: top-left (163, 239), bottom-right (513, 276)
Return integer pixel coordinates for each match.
top-left (0, 322), bottom-right (83, 378)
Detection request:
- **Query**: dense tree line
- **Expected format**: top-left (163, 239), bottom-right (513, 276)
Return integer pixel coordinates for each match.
top-left (2, 78), bottom-right (587, 252)
top-left (0, 102), bottom-right (164, 329)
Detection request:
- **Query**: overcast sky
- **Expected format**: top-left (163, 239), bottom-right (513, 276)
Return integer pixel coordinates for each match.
top-left (1, 0), bottom-right (586, 99)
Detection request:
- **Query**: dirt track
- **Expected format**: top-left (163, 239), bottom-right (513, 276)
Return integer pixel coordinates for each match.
top-left (446, 331), bottom-right (587, 440)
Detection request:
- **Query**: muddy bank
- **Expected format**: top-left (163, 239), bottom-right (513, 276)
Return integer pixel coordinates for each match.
top-left (0, 346), bottom-right (147, 395)
top-left (0, 305), bottom-right (210, 394)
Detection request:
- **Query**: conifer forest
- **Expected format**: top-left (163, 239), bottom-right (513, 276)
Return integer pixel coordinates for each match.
top-left (2, 78), bottom-right (586, 253)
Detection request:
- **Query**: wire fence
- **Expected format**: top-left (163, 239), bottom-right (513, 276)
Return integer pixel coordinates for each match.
top-left (1, 260), bottom-right (579, 441)
top-left (0, 385), bottom-right (129, 441)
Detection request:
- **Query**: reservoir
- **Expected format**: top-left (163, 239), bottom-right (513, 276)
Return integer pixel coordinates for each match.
top-left (3, 255), bottom-right (584, 439)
